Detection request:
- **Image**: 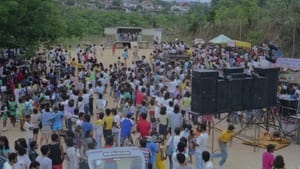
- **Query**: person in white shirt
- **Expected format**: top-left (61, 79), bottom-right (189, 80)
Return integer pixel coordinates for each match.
top-left (175, 153), bottom-right (192, 169)
top-left (112, 109), bottom-right (120, 147)
top-left (36, 145), bottom-right (52, 169)
top-left (95, 93), bottom-right (107, 113)
top-left (202, 151), bottom-right (214, 169)
top-left (75, 112), bottom-right (84, 127)
top-left (14, 145), bottom-right (31, 169)
top-left (3, 153), bottom-right (17, 169)
top-left (167, 127), bottom-right (181, 169)
top-left (76, 96), bottom-right (84, 113)
top-left (82, 90), bottom-right (90, 115)
top-left (194, 124), bottom-right (209, 169)
top-left (65, 138), bottom-right (79, 169)
top-left (24, 115), bottom-right (33, 144)
top-left (172, 142), bottom-right (189, 169)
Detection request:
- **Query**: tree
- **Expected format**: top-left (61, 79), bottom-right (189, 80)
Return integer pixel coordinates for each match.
top-left (0, 0), bottom-right (64, 56)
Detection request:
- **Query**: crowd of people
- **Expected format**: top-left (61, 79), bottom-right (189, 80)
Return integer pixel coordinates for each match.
top-left (117, 32), bottom-right (141, 42)
top-left (0, 40), bottom-right (296, 169)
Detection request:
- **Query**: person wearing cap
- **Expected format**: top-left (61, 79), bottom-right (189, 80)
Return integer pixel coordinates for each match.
top-left (212, 124), bottom-right (235, 168)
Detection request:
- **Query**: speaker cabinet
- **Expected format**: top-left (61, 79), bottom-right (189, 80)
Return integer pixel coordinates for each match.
top-left (242, 77), bottom-right (254, 110)
top-left (191, 70), bottom-right (218, 114)
top-left (217, 79), bottom-right (231, 113)
top-left (223, 68), bottom-right (244, 76)
top-left (254, 67), bottom-right (279, 107)
top-left (252, 76), bottom-right (268, 109)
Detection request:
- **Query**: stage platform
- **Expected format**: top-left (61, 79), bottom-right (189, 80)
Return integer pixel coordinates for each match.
top-left (243, 134), bottom-right (290, 150)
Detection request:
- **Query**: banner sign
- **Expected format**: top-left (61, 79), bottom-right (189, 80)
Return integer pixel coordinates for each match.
top-left (276, 58), bottom-right (300, 70)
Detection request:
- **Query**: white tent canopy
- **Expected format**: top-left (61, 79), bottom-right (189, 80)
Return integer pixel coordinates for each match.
top-left (209, 34), bottom-right (233, 44)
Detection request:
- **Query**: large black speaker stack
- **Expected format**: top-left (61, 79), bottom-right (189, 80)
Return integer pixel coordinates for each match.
top-left (191, 70), bottom-right (218, 114)
top-left (191, 67), bottom-right (279, 115)
top-left (254, 67), bottom-right (280, 107)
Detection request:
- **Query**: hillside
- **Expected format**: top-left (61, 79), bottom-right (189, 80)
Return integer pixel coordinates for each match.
top-left (0, 0), bottom-right (299, 58)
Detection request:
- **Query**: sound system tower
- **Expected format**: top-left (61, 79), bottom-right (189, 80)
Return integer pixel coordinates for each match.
top-left (191, 70), bottom-right (218, 115)
top-left (191, 67), bottom-right (279, 115)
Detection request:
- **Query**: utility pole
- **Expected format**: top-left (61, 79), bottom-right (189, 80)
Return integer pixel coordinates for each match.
top-left (239, 20), bottom-right (242, 40)
top-left (292, 20), bottom-right (296, 58)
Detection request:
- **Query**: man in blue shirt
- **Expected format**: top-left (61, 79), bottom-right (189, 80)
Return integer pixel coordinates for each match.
top-left (120, 113), bottom-right (134, 146)
top-left (81, 114), bottom-right (93, 137)
top-left (146, 134), bottom-right (159, 169)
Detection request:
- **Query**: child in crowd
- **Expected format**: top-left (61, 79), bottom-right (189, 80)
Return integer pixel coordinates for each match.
top-left (262, 144), bottom-right (275, 169)
top-left (202, 151), bottom-right (214, 169)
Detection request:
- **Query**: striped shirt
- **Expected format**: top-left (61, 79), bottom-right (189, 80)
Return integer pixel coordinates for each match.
top-left (139, 147), bottom-right (151, 165)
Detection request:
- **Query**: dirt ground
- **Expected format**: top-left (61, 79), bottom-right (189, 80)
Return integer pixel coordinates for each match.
top-left (1, 46), bottom-right (300, 169)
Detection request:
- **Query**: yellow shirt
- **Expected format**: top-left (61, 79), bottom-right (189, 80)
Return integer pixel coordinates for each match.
top-left (70, 60), bottom-right (77, 67)
top-left (103, 115), bottom-right (113, 130)
top-left (77, 63), bottom-right (83, 69)
top-left (95, 119), bottom-right (104, 126)
top-left (219, 130), bottom-right (234, 143)
top-left (156, 145), bottom-right (165, 169)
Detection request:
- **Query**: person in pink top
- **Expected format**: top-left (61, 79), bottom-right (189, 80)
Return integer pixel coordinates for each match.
top-left (262, 144), bottom-right (275, 169)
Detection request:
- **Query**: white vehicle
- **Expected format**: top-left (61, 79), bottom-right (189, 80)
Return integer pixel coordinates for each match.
top-left (192, 38), bottom-right (205, 47)
top-left (87, 147), bottom-right (145, 169)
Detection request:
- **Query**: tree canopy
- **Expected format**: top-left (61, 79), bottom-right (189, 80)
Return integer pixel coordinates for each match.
top-left (0, 0), bottom-right (299, 57)
top-left (0, 0), bottom-right (64, 54)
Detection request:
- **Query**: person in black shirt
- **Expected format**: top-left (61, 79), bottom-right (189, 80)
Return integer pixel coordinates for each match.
top-left (48, 133), bottom-right (64, 169)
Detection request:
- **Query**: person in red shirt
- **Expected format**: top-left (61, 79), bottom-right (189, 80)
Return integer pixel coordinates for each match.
top-left (112, 44), bottom-right (116, 56)
top-left (135, 87), bottom-right (145, 121)
top-left (135, 88), bottom-right (145, 106)
top-left (136, 113), bottom-right (151, 138)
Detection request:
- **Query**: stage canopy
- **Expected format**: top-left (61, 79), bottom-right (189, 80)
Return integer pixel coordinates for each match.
top-left (209, 34), bottom-right (233, 44)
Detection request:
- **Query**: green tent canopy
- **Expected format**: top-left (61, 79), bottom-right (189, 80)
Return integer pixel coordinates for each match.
top-left (209, 34), bottom-right (233, 44)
